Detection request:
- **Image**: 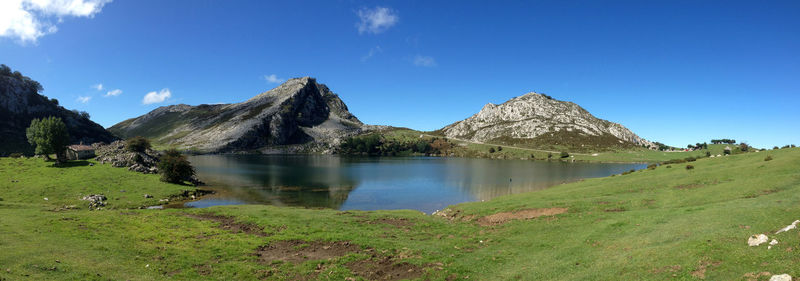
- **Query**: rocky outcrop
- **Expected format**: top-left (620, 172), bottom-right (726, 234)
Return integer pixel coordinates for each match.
top-left (439, 92), bottom-right (654, 149)
top-left (108, 77), bottom-right (364, 153)
top-left (0, 65), bottom-right (116, 156)
top-left (95, 140), bottom-right (161, 174)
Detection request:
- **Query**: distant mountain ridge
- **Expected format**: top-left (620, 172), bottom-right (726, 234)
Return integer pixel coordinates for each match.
top-left (108, 77), bottom-right (364, 153)
top-left (437, 92), bottom-right (654, 151)
top-left (0, 65), bottom-right (116, 156)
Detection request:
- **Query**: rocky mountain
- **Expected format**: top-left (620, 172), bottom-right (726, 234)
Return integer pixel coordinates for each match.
top-left (108, 77), bottom-right (364, 153)
top-left (0, 65), bottom-right (116, 156)
top-left (438, 92), bottom-right (654, 150)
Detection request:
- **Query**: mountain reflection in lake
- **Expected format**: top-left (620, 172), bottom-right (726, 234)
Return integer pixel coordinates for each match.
top-left (187, 155), bottom-right (645, 213)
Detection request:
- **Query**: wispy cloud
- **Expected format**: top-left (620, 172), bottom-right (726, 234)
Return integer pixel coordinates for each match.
top-left (104, 89), bottom-right (122, 97)
top-left (0, 0), bottom-right (113, 44)
top-left (76, 96), bottom-right (91, 104)
top-left (413, 55), bottom-right (437, 67)
top-left (91, 83), bottom-right (103, 91)
top-left (263, 74), bottom-right (284, 84)
top-left (361, 46), bottom-right (382, 62)
top-left (356, 6), bottom-right (398, 35)
top-left (142, 88), bottom-right (171, 105)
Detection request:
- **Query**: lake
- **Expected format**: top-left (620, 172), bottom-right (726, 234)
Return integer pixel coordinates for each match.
top-left (185, 155), bottom-right (645, 213)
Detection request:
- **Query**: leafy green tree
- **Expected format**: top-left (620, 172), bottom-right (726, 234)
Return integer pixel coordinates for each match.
top-left (158, 149), bottom-right (195, 184)
top-left (126, 136), bottom-right (152, 152)
top-left (26, 116), bottom-right (69, 163)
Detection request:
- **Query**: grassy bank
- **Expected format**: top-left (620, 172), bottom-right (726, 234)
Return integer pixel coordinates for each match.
top-left (1, 147), bottom-right (798, 280)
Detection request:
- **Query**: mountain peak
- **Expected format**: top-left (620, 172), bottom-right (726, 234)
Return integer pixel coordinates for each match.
top-left (440, 91), bottom-right (653, 150)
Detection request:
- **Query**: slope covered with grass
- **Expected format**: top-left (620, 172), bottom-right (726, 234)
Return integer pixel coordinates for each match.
top-left (0, 148), bottom-right (798, 280)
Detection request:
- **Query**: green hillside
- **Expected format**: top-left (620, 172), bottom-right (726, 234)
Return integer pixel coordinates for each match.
top-left (1, 146), bottom-right (798, 280)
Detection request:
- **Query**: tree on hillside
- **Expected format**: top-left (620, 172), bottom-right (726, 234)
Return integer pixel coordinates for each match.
top-left (26, 116), bottom-right (70, 163)
top-left (158, 149), bottom-right (195, 184)
top-left (126, 136), bottom-right (152, 153)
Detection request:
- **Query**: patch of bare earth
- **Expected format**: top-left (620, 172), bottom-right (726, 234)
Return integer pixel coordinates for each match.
top-left (690, 260), bottom-right (721, 279)
top-left (743, 271), bottom-right (772, 281)
top-left (345, 256), bottom-right (423, 281)
top-left (184, 213), bottom-right (268, 236)
top-left (477, 208), bottom-right (568, 226)
top-left (254, 240), bottom-right (362, 264)
top-left (255, 240), bottom-right (426, 281)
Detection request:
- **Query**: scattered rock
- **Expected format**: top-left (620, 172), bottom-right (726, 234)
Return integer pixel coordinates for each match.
top-left (144, 194), bottom-right (153, 198)
top-left (81, 194), bottom-right (107, 210)
top-left (748, 234), bottom-right (769, 246)
top-left (770, 274), bottom-right (792, 281)
top-left (775, 220), bottom-right (800, 234)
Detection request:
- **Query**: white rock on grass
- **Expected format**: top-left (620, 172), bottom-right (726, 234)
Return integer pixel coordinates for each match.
top-left (769, 274), bottom-right (792, 281)
top-left (775, 220), bottom-right (800, 234)
top-left (748, 234), bottom-right (769, 246)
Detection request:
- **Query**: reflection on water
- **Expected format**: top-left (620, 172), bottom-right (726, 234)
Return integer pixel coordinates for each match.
top-left (187, 155), bottom-right (645, 213)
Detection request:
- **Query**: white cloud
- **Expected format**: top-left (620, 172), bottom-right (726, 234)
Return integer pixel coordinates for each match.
top-left (76, 95), bottom-right (91, 103)
top-left (142, 88), bottom-right (171, 105)
top-left (104, 88), bottom-right (121, 97)
top-left (361, 46), bottom-right (382, 62)
top-left (91, 83), bottom-right (103, 91)
top-left (0, 0), bottom-right (112, 43)
top-left (413, 55), bottom-right (437, 67)
top-left (263, 74), bottom-right (284, 84)
top-left (356, 6), bottom-right (398, 35)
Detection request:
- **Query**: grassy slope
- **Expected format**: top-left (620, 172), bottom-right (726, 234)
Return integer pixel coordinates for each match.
top-left (0, 148), bottom-right (798, 280)
top-left (386, 128), bottom-right (732, 163)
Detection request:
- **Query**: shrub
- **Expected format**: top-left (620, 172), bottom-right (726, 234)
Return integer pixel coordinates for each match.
top-left (647, 163), bottom-right (658, 170)
top-left (666, 165), bottom-right (672, 168)
top-left (773, 146), bottom-right (779, 150)
top-left (126, 136), bottom-right (151, 153)
top-left (685, 157), bottom-right (697, 162)
top-left (685, 165), bottom-right (694, 170)
top-left (764, 155), bottom-right (773, 161)
top-left (547, 153), bottom-right (553, 159)
top-left (157, 149), bottom-right (195, 184)
top-left (9, 153), bottom-right (23, 158)
top-left (792, 144), bottom-right (797, 148)
top-left (489, 147), bottom-right (495, 153)
top-left (497, 146), bottom-right (503, 151)
top-left (705, 151), bottom-right (711, 157)
top-left (560, 151), bottom-right (570, 158)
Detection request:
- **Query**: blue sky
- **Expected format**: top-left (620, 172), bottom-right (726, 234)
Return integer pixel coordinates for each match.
top-left (1, 0), bottom-right (798, 148)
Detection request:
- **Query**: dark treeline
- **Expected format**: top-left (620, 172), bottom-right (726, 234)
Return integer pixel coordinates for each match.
top-left (339, 134), bottom-right (454, 156)
top-left (0, 64), bottom-right (43, 93)
top-left (711, 139), bottom-right (736, 144)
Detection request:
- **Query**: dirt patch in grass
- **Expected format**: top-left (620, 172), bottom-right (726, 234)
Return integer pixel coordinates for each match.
top-left (743, 189), bottom-right (779, 198)
top-left (254, 240), bottom-right (363, 264)
top-left (674, 183), bottom-right (705, 189)
top-left (690, 260), bottom-right (721, 279)
top-left (604, 208), bottom-right (626, 212)
top-left (651, 265), bottom-right (681, 274)
top-left (742, 271), bottom-right (772, 281)
top-left (477, 208), bottom-right (568, 226)
top-left (345, 256), bottom-right (423, 281)
top-left (184, 213), bottom-right (268, 237)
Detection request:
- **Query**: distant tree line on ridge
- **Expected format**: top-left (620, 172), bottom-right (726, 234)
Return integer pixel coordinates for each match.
top-left (339, 134), bottom-right (455, 156)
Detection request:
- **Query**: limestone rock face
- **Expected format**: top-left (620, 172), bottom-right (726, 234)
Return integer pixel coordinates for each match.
top-left (108, 77), bottom-right (363, 153)
top-left (0, 69), bottom-right (116, 156)
top-left (439, 92), bottom-right (654, 148)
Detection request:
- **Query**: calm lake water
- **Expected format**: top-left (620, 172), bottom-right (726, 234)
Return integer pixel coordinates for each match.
top-left (186, 155), bottom-right (645, 213)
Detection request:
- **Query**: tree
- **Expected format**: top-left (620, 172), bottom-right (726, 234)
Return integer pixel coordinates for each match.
top-left (497, 146), bottom-right (503, 151)
top-left (126, 136), bottom-right (152, 152)
top-left (489, 147), bottom-right (496, 153)
top-left (26, 116), bottom-right (70, 163)
top-left (157, 149), bottom-right (196, 184)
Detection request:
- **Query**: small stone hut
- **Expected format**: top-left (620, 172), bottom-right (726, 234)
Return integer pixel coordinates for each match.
top-left (66, 144), bottom-right (95, 160)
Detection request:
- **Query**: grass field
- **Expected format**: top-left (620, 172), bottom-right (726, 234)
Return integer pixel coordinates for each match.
top-left (1, 147), bottom-right (798, 280)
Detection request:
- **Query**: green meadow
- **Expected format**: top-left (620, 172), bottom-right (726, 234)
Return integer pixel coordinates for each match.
top-left (1, 147), bottom-right (798, 280)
